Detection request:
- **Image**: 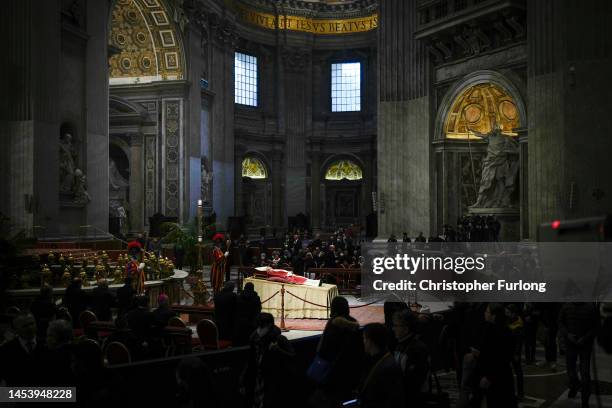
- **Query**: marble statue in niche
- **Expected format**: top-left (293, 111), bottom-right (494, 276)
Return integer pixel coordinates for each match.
top-left (468, 120), bottom-right (519, 208)
top-left (59, 130), bottom-right (90, 206)
top-left (59, 132), bottom-right (77, 194)
top-left (173, 0), bottom-right (189, 32)
top-left (201, 158), bottom-right (212, 204)
top-left (109, 158), bottom-right (129, 228)
top-left (73, 169), bottom-right (90, 205)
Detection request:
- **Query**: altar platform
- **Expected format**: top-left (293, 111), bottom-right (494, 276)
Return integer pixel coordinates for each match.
top-left (244, 276), bottom-right (339, 319)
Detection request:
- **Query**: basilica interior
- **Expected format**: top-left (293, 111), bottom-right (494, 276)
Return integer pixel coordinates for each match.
top-left (2, 0), bottom-right (612, 407)
top-left (1, 0), bottom-right (611, 241)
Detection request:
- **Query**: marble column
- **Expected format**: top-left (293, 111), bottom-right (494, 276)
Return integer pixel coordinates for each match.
top-left (0, 0), bottom-right (34, 237)
top-left (271, 149), bottom-right (283, 228)
top-left (310, 144), bottom-right (321, 231)
top-left (517, 128), bottom-right (529, 239)
top-left (234, 144), bottom-right (247, 216)
top-left (129, 133), bottom-right (144, 233)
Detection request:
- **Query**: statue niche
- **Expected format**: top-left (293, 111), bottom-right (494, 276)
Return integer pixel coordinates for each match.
top-left (59, 129), bottom-right (90, 206)
top-left (109, 149), bottom-right (130, 236)
top-left (201, 157), bottom-right (212, 205)
top-left (468, 119), bottom-right (519, 208)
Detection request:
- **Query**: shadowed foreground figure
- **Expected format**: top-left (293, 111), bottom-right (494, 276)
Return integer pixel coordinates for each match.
top-left (242, 313), bottom-right (298, 408)
top-left (359, 323), bottom-right (406, 408)
top-left (559, 302), bottom-right (600, 408)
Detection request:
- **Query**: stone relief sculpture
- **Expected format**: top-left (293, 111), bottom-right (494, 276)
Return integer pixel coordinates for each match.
top-left (201, 159), bottom-right (212, 204)
top-left (109, 158), bottom-right (129, 223)
top-left (59, 133), bottom-right (77, 194)
top-left (73, 169), bottom-right (91, 205)
top-left (173, 0), bottom-right (189, 32)
top-left (468, 120), bottom-right (519, 208)
top-left (109, 159), bottom-right (129, 191)
top-left (59, 131), bottom-right (91, 206)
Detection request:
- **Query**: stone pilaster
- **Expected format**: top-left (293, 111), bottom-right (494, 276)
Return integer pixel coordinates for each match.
top-left (129, 133), bottom-right (144, 234)
top-left (517, 128), bottom-right (529, 239)
top-left (271, 149), bottom-right (283, 228)
top-left (310, 143), bottom-right (321, 231)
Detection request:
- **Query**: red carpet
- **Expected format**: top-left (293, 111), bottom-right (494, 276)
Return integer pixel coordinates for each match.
top-left (277, 305), bottom-right (384, 331)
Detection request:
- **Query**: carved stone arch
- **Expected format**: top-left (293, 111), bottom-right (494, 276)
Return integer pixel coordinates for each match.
top-left (109, 95), bottom-right (148, 117)
top-left (434, 70), bottom-right (527, 142)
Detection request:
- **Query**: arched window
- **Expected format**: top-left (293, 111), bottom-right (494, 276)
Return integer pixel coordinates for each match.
top-left (444, 83), bottom-right (520, 139)
top-left (324, 160), bottom-right (363, 181)
top-left (242, 157), bottom-right (267, 179)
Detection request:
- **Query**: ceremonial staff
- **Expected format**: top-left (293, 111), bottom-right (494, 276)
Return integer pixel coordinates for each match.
top-left (462, 110), bottom-right (479, 203)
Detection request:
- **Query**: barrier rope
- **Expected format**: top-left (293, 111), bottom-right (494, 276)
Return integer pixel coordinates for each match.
top-left (260, 290), bottom-right (280, 305)
top-left (348, 299), bottom-right (380, 309)
top-left (285, 290), bottom-right (380, 309)
top-left (285, 290), bottom-right (329, 308)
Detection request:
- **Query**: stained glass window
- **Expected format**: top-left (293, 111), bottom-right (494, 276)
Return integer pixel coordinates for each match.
top-left (235, 52), bottom-right (257, 106)
top-left (242, 157), bottom-right (267, 179)
top-left (324, 160), bottom-right (363, 181)
top-left (331, 62), bottom-right (361, 112)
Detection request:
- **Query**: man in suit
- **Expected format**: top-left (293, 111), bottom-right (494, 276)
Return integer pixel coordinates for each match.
top-left (359, 323), bottom-right (406, 408)
top-left (64, 277), bottom-right (89, 328)
top-left (213, 282), bottom-right (237, 341)
top-left (39, 319), bottom-right (75, 386)
top-left (0, 314), bottom-right (42, 386)
top-left (126, 295), bottom-right (155, 344)
top-left (30, 284), bottom-right (57, 346)
top-left (291, 234), bottom-right (302, 255)
top-left (91, 279), bottom-right (115, 321)
top-left (117, 276), bottom-right (136, 316)
top-left (152, 293), bottom-right (176, 328)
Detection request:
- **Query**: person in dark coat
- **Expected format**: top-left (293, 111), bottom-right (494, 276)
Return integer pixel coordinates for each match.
top-left (0, 314), bottom-right (43, 386)
top-left (559, 302), bottom-right (600, 408)
top-left (104, 315), bottom-right (142, 361)
top-left (213, 281), bottom-right (237, 341)
top-left (116, 277), bottom-right (136, 316)
top-left (91, 279), bottom-right (115, 321)
top-left (391, 309), bottom-right (430, 403)
top-left (152, 293), bottom-right (176, 328)
top-left (176, 356), bottom-right (219, 408)
top-left (39, 319), bottom-right (75, 386)
top-left (233, 282), bottom-right (261, 346)
top-left (303, 252), bottom-right (316, 275)
top-left (359, 323), bottom-right (406, 408)
top-left (310, 296), bottom-right (363, 407)
top-left (242, 313), bottom-right (297, 408)
top-left (474, 303), bottom-right (517, 408)
top-left (30, 284), bottom-right (57, 345)
top-left (64, 277), bottom-right (89, 328)
top-left (125, 295), bottom-right (155, 345)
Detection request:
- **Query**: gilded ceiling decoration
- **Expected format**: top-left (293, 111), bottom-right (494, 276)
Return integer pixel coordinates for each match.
top-left (242, 157), bottom-right (268, 179)
top-left (233, 0), bottom-right (378, 34)
top-left (325, 160), bottom-right (363, 181)
top-left (445, 83), bottom-right (520, 140)
top-left (109, 0), bottom-right (184, 84)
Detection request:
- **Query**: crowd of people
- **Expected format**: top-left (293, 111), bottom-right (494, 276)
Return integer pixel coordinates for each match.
top-left (209, 228), bottom-right (364, 294)
top-left (387, 215), bottom-right (502, 243)
top-left (234, 300), bottom-right (601, 408)
top-left (0, 289), bottom-right (604, 408)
